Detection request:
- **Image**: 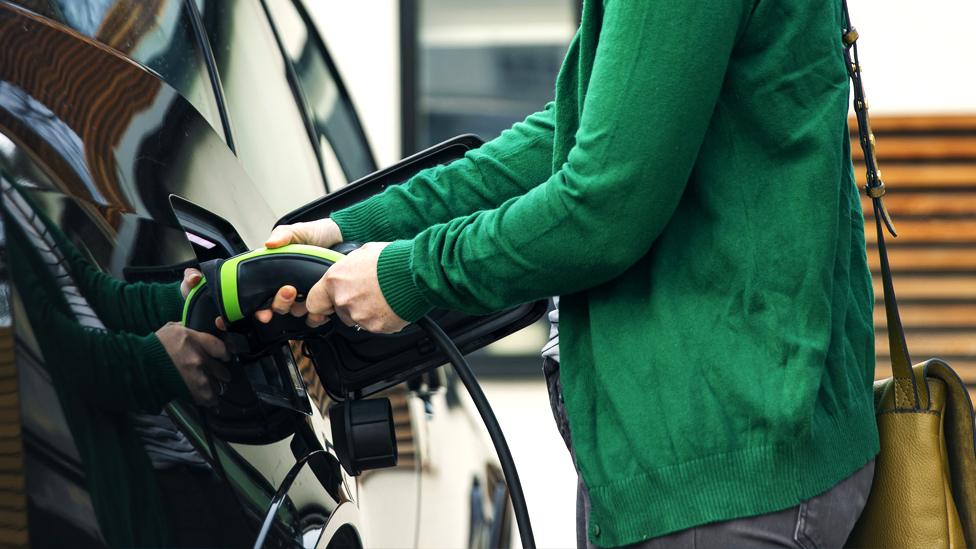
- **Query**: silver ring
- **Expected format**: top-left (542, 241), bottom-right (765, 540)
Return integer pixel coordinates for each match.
top-left (354, 324), bottom-right (363, 332)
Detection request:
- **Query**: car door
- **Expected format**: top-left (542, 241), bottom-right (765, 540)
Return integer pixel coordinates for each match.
top-left (0, 2), bottom-right (345, 547)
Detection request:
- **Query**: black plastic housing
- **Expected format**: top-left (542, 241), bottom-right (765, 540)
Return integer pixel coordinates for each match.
top-left (329, 398), bottom-right (398, 476)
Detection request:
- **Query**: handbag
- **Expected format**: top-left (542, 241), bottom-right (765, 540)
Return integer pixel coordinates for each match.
top-left (840, 1), bottom-right (976, 547)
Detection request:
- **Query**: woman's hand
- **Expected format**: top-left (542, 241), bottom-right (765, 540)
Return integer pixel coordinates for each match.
top-left (313, 242), bottom-right (408, 334)
top-left (256, 242), bottom-right (408, 334)
top-left (254, 219), bottom-right (344, 327)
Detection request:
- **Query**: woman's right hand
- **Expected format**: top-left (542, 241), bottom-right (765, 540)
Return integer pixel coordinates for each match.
top-left (255, 219), bottom-right (344, 327)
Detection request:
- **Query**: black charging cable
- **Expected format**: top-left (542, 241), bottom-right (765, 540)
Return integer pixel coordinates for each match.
top-left (416, 317), bottom-right (536, 549)
top-left (251, 317), bottom-right (536, 549)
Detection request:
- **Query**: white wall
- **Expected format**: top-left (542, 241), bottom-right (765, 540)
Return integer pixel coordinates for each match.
top-left (847, 0), bottom-right (976, 114)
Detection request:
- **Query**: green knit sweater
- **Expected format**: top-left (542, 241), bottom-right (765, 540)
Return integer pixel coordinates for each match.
top-left (334, 0), bottom-right (878, 545)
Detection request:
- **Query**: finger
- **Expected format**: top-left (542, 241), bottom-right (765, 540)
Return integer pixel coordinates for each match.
top-left (254, 309), bottom-right (273, 324)
top-left (305, 279), bottom-right (334, 316)
top-left (190, 331), bottom-right (231, 361)
top-left (265, 225), bottom-right (296, 248)
top-left (270, 285), bottom-right (297, 315)
top-left (184, 268), bottom-right (203, 287)
top-left (306, 313), bottom-right (329, 328)
top-left (181, 268), bottom-right (203, 298)
top-left (215, 317), bottom-right (227, 331)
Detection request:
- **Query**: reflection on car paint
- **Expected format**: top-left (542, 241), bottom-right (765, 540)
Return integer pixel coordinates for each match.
top-left (0, 81), bottom-right (104, 204)
top-left (8, 0), bottom-right (224, 138)
top-left (1, 178), bottom-right (258, 546)
top-left (0, 4), bottom-right (338, 546)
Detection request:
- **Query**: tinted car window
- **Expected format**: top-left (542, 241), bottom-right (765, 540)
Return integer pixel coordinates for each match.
top-left (198, 0), bottom-right (326, 215)
top-left (264, 0), bottom-right (376, 189)
top-left (7, 0), bottom-right (225, 140)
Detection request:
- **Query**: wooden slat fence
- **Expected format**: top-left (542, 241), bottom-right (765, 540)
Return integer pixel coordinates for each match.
top-left (858, 115), bottom-right (976, 400)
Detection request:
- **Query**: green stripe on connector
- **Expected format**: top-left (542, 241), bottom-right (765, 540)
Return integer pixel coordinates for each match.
top-left (181, 275), bottom-right (206, 326)
top-left (219, 244), bottom-right (345, 323)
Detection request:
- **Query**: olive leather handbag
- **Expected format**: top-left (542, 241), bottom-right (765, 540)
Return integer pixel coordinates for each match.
top-left (840, 2), bottom-right (976, 547)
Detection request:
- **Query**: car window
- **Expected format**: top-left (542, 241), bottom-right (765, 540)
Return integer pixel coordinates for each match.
top-left (7, 0), bottom-right (225, 141)
top-left (197, 0), bottom-right (326, 216)
top-left (264, 0), bottom-right (377, 190)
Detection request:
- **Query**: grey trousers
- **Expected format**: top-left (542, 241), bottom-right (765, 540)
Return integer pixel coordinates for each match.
top-left (542, 358), bottom-right (875, 549)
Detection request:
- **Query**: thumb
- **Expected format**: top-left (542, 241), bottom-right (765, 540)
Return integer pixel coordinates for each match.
top-left (181, 268), bottom-right (204, 298)
top-left (265, 225), bottom-right (297, 248)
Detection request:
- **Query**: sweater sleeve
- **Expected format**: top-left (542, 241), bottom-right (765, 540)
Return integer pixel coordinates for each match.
top-left (50, 228), bottom-right (185, 334)
top-left (7, 233), bottom-right (191, 413)
top-left (332, 103), bottom-right (556, 242)
top-left (46, 309), bottom-right (189, 413)
top-left (375, 1), bottom-right (752, 320)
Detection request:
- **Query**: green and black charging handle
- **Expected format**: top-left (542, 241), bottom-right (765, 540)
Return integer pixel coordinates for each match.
top-left (181, 243), bottom-right (356, 356)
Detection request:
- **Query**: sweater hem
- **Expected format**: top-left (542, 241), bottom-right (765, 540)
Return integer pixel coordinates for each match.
top-left (583, 395), bottom-right (879, 547)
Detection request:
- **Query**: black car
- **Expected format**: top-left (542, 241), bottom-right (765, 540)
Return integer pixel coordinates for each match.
top-left (0, 1), bottom-right (542, 547)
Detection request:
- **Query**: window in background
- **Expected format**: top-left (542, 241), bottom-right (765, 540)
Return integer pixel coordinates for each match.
top-left (402, 0), bottom-right (580, 373)
top-left (406, 0), bottom-right (579, 152)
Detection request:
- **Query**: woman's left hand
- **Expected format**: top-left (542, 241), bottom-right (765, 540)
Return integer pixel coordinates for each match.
top-left (306, 242), bottom-right (409, 334)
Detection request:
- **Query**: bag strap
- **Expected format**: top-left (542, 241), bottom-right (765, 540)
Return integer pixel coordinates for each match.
top-left (841, 0), bottom-right (927, 409)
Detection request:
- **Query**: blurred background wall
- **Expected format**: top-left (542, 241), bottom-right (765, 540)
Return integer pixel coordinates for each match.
top-left (308, 1), bottom-right (976, 547)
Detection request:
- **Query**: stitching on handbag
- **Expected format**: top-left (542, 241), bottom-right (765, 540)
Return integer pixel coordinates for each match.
top-left (894, 379), bottom-right (911, 408)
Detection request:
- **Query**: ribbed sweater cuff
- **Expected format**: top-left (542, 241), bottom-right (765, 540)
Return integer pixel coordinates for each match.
top-left (377, 240), bottom-right (434, 322)
top-left (143, 334), bottom-right (192, 404)
top-left (332, 196), bottom-right (399, 243)
top-left (159, 282), bottom-right (186, 323)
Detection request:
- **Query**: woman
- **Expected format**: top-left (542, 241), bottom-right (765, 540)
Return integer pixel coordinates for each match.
top-left (260, 1), bottom-right (877, 547)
